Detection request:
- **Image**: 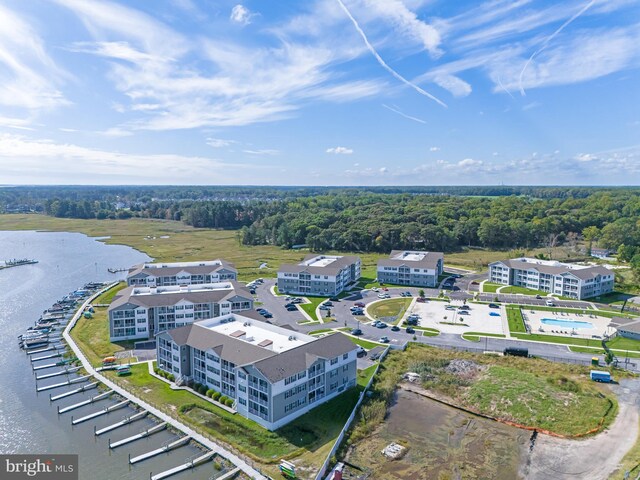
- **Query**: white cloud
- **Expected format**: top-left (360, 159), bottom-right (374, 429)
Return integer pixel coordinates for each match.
top-left (230, 4), bottom-right (256, 25)
top-left (429, 146), bottom-right (440, 152)
top-left (382, 104), bottom-right (426, 124)
top-left (207, 138), bottom-right (236, 148)
top-left (0, 5), bottom-right (69, 112)
top-left (0, 133), bottom-right (249, 184)
top-left (458, 158), bottom-right (483, 169)
top-left (326, 146), bottom-right (354, 154)
top-left (96, 127), bottom-right (133, 137)
top-left (379, 166), bottom-right (388, 173)
top-left (432, 74), bottom-right (472, 97)
top-left (243, 149), bottom-right (279, 155)
top-left (575, 153), bottom-right (597, 162)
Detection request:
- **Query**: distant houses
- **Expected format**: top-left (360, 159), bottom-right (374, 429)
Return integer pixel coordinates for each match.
top-left (156, 313), bottom-right (357, 430)
top-left (377, 250), bottom-right (444, 288)
top-left (590, 248), bottom-right (613, 259)
top-left (108, 281), bottom-right (253, 341)
top-left (488, 257), bottom-right (614, 300)
top-left (277, 254), bottom-right (361, 296)
top-left (127, 259), bottom-right (237, 287)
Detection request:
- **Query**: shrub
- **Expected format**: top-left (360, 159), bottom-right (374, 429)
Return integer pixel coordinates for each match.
top-left (206, 389), bottom-right (215, 398)
top-left (213, 462), bottom-right (222, 471)
top-left (168, 374), bottom-right (175, 382)
top-left (219, 396), bottom-right (228, 404)
top-left (153, 367), bottom-right (159, 375)
top-left (178, 403), bottom-right (196, 414)
top-left (225, 398), bottom-right (234, 407)
top-left (198, 385), bottom-right (208, 395)
top-left (212, 391), bottom-right (222, 401)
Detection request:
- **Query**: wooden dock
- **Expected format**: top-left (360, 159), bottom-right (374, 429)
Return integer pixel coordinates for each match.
top-left (71, 399), bottom-right (129, 425)
top-left (129, 436), bottom-right (190, 464)
top-left (109, 422), bottom-right (167, 448)
top-left (94, 411), bottom-right (148, 436)
top-left (31, 352), bottom-right (62, 362)
top-left (36, 366), bottom-right (82, 380)
top-left (150, 451), bottom-right (216, 480)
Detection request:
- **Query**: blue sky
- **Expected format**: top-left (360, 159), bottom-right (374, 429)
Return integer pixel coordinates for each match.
top-left (0, 0), bottom-right (639, 185)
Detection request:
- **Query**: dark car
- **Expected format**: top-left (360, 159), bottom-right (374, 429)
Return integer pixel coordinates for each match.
top-left (488, 303), bottom-right (499, 308)
top-left (286, 306), bottom-right (298, 311)
top-left (249, 289), bottom-right (256, 295)
top-left (404, 291), bottom-right (412, 296)
top-left (376, 322), bottom-right (387, 329)
top-left (351, 328), bottom-right (363, 336)
top-left (284, 302), bottom-right (295, 308)
top-left (323, 301), bottom-right (333, 307)
top-left (329, 297), bottom-right (340, 302)
top-left (458, 305), bottom-right (470, 310)
top-left (535, 294), bottom-right (542, 299)
top-left (256, 308), bottom-right (267, 313)
top-left (458, 310), bottom-right (470, 315)
top-left (354, 302), bottom-right (365, 308)
top-left (405, 327), bottom-right (415, 334)
top-left (262, 312), bottom-right (273, 319)
top-left (391, 325), bottom-right (400, 332)
top-left (351, 310), bottom-right (364, 316)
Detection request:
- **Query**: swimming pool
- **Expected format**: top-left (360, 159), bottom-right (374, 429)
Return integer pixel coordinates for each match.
top-left (541, 318), bottom-right (594, 329)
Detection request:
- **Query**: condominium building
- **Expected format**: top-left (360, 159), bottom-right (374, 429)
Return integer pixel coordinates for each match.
top-left (377, 250), bottom-right (444, 287)
top-left (156, 313), bottom-right (358, 430)
top-left (488, 258), bottom-right (614, 299)
top-left (108, 282), bottom-right (253, 341)
top-left (127, 259), bottom-right (237, 287)
top-left (277, 255), bottom-right (361, 296)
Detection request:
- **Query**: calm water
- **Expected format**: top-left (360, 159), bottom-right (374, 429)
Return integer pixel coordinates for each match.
top-left (0, 231), bottom-right (221, 480)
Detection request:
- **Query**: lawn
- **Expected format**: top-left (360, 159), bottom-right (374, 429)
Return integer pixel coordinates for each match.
top-left (72, 306), bottom-right (135, 366)
top-left (298, 296), bottom-right (330, 321)
top-left (482, 282), bottom-right (501, 293)
top-left (568, 346), bottom-right (640, 358)
top-left (511, 332), bottom-right (605, 348)
top-left (500, 285), bottom-right (549, 296)
top-left (94, 281), bottom-right (127, 304)
top-left (607, 336), bottom-right (640, 352)
top-left (341, 333), bottom-right (385, 350)
top-left (462, 332), bottom-right (507, 342)
top-left (347, 343), bottom-right (618, 439)
top-left (308, 328), bottom-right (335, 336)
top-left (367, 298), bottom-right (412, 324)
top-left (506, 305), bottom-right (527, 333)
top-left (106, 363), bottom-right (362, 476)
top-left (357, 364), bottom-right (378, 387)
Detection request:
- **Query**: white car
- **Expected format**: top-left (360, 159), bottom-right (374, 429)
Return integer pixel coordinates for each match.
top-left (546, 299), bottom-right (555, 306)
top-left (371, 287), bottom-right (380, 292)
top-left (378, 293), bottom-right (386, 299)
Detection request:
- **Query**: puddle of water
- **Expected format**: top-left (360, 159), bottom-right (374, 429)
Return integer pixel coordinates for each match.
top-left (348, 389), bottom-right (529, 479)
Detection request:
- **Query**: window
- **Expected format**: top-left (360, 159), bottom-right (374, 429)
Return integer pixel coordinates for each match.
top-left (342, 353), bottom-right (348, 360)
top-left (284, 374), bottom-right (297, 385)
top-left (239, 397), bottom-right (247, 406)
top-left (343, 365), bottom-right (349, 372)
top-left (239, 385), bottom-right (246, 393)
top-left (330, 357), bottom-right (338, 365)
top-left (297, 371), bottom-right (306, 380)
top-left (238, 371), bottom-right (246, 380)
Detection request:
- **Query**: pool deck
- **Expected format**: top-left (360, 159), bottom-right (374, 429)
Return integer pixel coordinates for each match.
top-left (522, 309), bottom-right (613, 339)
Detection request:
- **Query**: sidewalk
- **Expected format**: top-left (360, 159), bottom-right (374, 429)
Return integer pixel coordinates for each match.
top-left (64, 284), bottom-right (267, 480)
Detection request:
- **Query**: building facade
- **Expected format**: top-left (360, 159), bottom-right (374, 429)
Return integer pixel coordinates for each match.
top-left (277, 255), bottom-right (361, 296)
top-left (108, 282), bottom-right (253, 341)
top-left (488, 258), bottom-right (614, 299)
top-left (156, 314), bottom-right (358, 430)
top-left (377, 250), bottom-right (444, 287)
top-left (127, 259), bottom-right (237, 287)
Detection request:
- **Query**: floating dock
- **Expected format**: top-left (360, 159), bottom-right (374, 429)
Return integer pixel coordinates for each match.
top-left (26, 345), bottom-right (65, 356)
top-left (36, 366), bottom-right (82, 380)
top-left (71, 400), bottom-right (129, 425)
top-left (36, 374), bottom-right (91, 392)
top-left (94, 411), bottom-right (148, 436)
top-left (109, 422), bottom-right (167, 449)
top-left (50, 382), bottom-right (99, 401)
top-left (129, 436), bottom-right (190, 464)
top-left (57, 390), bottom-right (113, 414)
top-left (31, 352), bottom-right (62, 362)
top-left (150, 451), bottom-right (216, 480)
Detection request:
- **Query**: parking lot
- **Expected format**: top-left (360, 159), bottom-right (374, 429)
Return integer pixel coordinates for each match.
top-left (409, 300), bottom-right (506, 335)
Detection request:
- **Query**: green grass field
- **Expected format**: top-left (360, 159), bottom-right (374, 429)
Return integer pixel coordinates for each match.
top-left (462, 332), bottom-right (507, 342)
top-left (341, 333), bottom-right (385, 350)
top-left (482, 282), bottom-right (500, 293)
top-left (298, 296), bottom-right (330, 321)
top-left (506, 305), bottom-right (527, 333)
top-left (367, 298), bottom-right (412, 324)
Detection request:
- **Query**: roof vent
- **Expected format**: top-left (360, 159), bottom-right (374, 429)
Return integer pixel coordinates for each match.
top-left (288, 335), bottom-right (296, 341)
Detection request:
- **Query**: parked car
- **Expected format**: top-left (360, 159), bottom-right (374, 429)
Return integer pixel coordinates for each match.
top-left (382, 287), bottom-right (389, 291)
top-left (351, 309), bottom-right (364, 315)
top-left (383, 293), bottom-right (391, 299)
top-left (488, 303), bottom-right (499, 308)
top-left (416, 297), bottom-right (426, 303)
top-left (249, 289), bottom-right (256, 295)
top-left (351, 328), bottom-right (363, 336)
top-left (405, 291), bottom-right (412, 296)
top-left (319, 305), bottom-right (330, 310)
top-left (379, 336), bottom-right (390, 343)
top-left (371, 287), bottom-right (380, 292)
top-left (356, 346), bottom-right (366, 357)
top-left (546, 300), bottom-right (555, 306)
top-left (535, 295), bottom-right (542, 299)
top-left (458, 310), bottom-right (470, 315)
top-left (256, 308), bottom-right (267, 313)
top-left (405, 327), bottom-right (415, 334)
top-left (354, 302), bottom-right (365, 308)
top-left (399, 292), bottom-right (407, 297)
top-left (323, 301), bottom-right (333, 307)
top-left (445, 305), bottom-right (456, 310)
top-left (391, 325), bottom-right (400, 332)
top-left (406, 318), bottom-right (418, 326)
top-left (458, 305), bottom-right (470, 310)
top-left (377, 293), bottom-right (386, 299)
top-left (286, 306), bottom-right (298, 311)
top-left (376, 322), bottom-right (387, 329)
top-left (329, 297), bottom-right (340, 302)
top-left (261, 312), bottom-right (273, 318)
top-left (452, 274), bottom-right (462, 278)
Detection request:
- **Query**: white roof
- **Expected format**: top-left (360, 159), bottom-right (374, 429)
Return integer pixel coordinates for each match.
top-left (511, 257), bottom-right (591, 271)
top-left (142, 260), bottom-right (224, 269)
top-left (197, 314), bottom-right (315, 353)
top-left (131, 282), bottom-right (234, 296)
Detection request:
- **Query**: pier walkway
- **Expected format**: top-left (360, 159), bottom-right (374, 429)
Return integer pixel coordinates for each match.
top-left (63, 283), bottom-right (267, 480)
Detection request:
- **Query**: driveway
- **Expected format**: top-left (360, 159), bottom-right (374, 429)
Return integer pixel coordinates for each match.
top-left (252, 279), bottom-right (309, 327)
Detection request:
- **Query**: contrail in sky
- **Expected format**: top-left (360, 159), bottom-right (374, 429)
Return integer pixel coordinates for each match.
top-left (519, 0), bottom-right (595, 95)
top-left (382, 104), bottom-right (427, 124)
top-left (336, 0), bottom-right (447, 108)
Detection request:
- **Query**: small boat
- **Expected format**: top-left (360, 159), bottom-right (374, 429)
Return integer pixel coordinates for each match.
top-left (21, 338), bottom-right (49, 349)
top-left (115, 365), bottom-right (131, 376)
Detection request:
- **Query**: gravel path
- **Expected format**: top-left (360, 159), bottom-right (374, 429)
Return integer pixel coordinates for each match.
top-left (523, 378), bottom-right (640, 480)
